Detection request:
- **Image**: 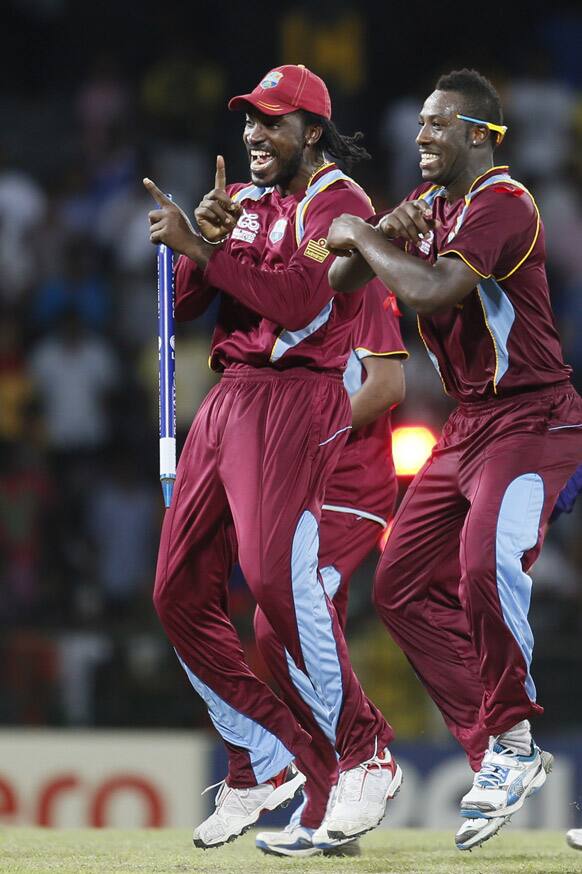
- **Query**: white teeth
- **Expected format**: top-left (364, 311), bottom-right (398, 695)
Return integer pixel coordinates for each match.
top-left (250, 150), bottom-right (272, 158)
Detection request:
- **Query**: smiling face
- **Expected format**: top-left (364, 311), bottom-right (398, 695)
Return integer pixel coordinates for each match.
top-left (417, 90), bottom-right (476, 188)
top-left (243, 109), bottom-right (318, 191)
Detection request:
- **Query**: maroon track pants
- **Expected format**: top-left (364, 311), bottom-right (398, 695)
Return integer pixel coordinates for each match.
top-left (153, 366), bottom-right (393, 788)
top-left (255, 504), bottom-right (392, 827)
top-left (374, 383), bottom-right (582, 770)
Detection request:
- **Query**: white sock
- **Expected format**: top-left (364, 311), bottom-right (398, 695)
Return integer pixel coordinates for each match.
top-left (496, 719), bottom-right (533, 756)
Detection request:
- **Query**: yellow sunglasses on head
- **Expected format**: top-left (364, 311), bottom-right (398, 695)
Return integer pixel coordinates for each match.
top-left (456, 114), bottom-right (508, 145)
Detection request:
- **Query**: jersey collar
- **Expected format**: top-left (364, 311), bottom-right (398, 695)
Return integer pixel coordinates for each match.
top-left (287, 161), bottom-right (338, 203)
top-left (306, 161), bottom-right (338, 188)
top-left (468, 165), bottom-right (510, 194)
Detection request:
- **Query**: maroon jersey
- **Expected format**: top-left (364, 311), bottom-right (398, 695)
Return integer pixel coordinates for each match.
top-left (324, 283), bottom-right (407, 523)
top-left (390, 165), bottom-right (571, 402)
top-left (175, 163), bottom-right (372, 373)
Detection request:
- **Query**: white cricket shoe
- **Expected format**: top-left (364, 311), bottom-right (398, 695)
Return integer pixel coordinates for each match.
top-left (193, 765), bottom-right (305, 849)
top-left (455, 814), bottom-right (509, 851)
top-left (312, 746), bottom-right (402, 842)
top-left (567, 829), bottom-right (582, 850)
top-left (460, 740), bottom-right (553, 819)
top-left (255, 823), bottom-right (360, 857)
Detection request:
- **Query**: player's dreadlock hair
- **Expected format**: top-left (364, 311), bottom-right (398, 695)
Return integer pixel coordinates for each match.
top-left (301, 112), bottom-right (371, 173)
top-left (435, 69), bottom-right (503, 132)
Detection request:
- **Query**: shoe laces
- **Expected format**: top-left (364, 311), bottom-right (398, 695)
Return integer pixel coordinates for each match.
top-left (201, 765), bottom-right (288, 814)
top-left (357, 738), bottom-right (391, 772)
top-left (474, 745), bottom-right (514, 790)
top-left (336, 740), bottom-right (392, 803)
top-left (201, 778), bottom-right (257, 816)
top-left (201, 778), bottom-right (226, 798)
top-left (475, 759), bottom-right (510, 790)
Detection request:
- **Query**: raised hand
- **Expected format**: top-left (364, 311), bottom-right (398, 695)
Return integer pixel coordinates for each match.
top-left (194, 155), bottom-right (242, 243)
top-left (377, 200), bottom-right (438, 245)
top-left (144, 178), bottom-right (198, 255)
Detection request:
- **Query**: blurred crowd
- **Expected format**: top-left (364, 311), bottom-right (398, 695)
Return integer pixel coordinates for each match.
top-left (1, 9), bottom-right (582, 736)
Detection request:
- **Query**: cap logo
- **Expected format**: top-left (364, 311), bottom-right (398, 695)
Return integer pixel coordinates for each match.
top-left (260, 70), bottom-right (283, 90)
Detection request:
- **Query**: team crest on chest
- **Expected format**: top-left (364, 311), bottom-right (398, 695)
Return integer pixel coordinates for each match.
top-left (232, 210), bottom-right (260, 244)
top-left (260, 70), bottom-right (283, 90)
top-left (269, 218), bottom-right (287, 244)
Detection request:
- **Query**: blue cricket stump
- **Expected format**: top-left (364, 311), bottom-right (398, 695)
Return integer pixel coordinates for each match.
top-left (157, 235), bottom-right (176, 508)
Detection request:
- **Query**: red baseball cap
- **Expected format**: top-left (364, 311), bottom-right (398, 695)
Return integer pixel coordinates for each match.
top-left (228, 64), bottom-right (332, 120)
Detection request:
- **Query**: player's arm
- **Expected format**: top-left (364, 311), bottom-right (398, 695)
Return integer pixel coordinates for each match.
top-left (202, 236), bottom-right (334, 329)
top-left (200, 185), bottom-right (375, 328)
top-left (145, 174), bottom-right (333, 328)
top-left (327, 212), bottom-right (479, 315)
top-left (173, 255), bottom-right (218, 321)
top-left (328, 199), bottom-right (431, 293)
top-left (327, 203), bottom-right (415, 293)
top-left (350, 356), bottom-right (405, 430)
top-left (146, 175), bottom-right (370, 328)
top-left (328, 248), bottom-right (376, 293)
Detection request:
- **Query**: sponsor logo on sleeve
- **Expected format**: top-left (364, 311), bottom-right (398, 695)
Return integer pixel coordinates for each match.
top-left (304, 237), bottom-right (330, 263)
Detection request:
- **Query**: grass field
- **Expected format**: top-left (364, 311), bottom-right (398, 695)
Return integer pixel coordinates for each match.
top-left (2, 828), bottom-right (582, 874)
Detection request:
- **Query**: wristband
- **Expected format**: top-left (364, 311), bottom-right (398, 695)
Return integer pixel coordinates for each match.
top-left (199, 231), bottom-right (229, 246)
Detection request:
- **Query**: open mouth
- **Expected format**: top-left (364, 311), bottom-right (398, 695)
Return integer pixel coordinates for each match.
top-left (419, 152), bottom-right (440, 169)
top-left (250, 149), bottom-right (276, 174)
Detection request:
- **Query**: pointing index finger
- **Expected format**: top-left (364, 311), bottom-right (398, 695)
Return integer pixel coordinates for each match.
top-left (143, 177), bottom-right (172, 207)
top-left (215, 155), bottom-right (227, 192)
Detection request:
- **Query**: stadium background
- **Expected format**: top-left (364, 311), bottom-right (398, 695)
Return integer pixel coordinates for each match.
top-left (1, 0), bottom-right (582, 829)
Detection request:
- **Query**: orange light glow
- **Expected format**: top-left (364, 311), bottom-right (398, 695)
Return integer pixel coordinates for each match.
top-left (392, 425), bottom-right (438, 477)
top-left (378, 518), bottom-right (394, 552)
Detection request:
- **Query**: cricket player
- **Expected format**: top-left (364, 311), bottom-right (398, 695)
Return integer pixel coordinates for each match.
top-left (144, 65), bottom-right (401, 850)
top-left (326, 68), bottom-right (582, 850)
top-left (254, 283), bottom-right (407, 857)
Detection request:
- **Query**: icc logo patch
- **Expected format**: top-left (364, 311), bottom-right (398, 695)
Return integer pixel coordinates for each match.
top-left (261, 70), bottom-right (283, 90)
top-left (269, 218), bottom-right (287, 244)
